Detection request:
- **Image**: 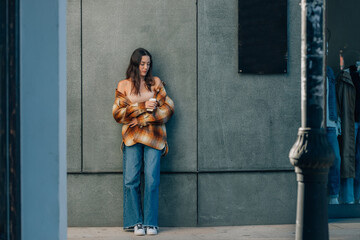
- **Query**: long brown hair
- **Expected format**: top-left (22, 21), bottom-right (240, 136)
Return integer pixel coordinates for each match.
top-left (126, 48), bottom-right (154, 95)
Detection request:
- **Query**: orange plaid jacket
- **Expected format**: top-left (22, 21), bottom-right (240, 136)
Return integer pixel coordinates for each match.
top-left (112, 86), bottom-right (174, 156)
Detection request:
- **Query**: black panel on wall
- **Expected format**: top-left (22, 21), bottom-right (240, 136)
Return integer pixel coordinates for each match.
top-left (238, 0), bottom-right (287, 74)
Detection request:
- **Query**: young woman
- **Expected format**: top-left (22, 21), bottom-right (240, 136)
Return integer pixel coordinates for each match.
top-left (112, 48), bottom-right (174, 236)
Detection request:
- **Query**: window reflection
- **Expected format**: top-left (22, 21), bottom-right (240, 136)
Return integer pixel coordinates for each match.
top-left (327, 0), bottom-right (360, 205)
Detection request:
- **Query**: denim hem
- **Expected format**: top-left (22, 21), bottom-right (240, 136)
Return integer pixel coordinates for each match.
top-left (329, 194), bottom-right (339, 198)
top-left (143, 225), bottom-right (159, 229)
top-left (123, 222), bottom-right (143, 230)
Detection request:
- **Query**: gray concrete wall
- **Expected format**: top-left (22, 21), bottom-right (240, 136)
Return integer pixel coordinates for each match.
top-left (68, 173), bottom-right (197, 227)
top-left (67, 0), bottom-right (301, 227)
top-left (81, 0), bottom-right (197, 172)
top-left (198, 0), bottom-right (301, 171)
top-left (67, 0), bottom-right (82, 172)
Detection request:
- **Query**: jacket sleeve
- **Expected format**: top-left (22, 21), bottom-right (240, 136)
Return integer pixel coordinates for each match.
top-left (137, 88), bottom-right (174, 126)
top-left (112, 90), bottom-right (147, 124)
top-left (336, 76), bottom-right (343, 119)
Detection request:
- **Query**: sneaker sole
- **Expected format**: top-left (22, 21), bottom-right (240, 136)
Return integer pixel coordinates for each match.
top-left (134, 232), bottom-right (145, 236)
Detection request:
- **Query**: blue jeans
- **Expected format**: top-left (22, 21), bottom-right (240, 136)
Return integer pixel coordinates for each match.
top-left (340, 122), bottom-right (360, 203)
top-left (327, 127), bottom-right (341, 197)
top-left (341, 178), bottom-right (354, 203)
top-left (123, 143), bottom-right (161, 229)
top-left (356, 123), bottom-right (360, 201)
top-left (327, 66), bottom-right (338, 121)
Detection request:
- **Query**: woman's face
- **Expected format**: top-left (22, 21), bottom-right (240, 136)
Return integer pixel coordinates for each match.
top-left (139, 55), bottom-right (151, 78)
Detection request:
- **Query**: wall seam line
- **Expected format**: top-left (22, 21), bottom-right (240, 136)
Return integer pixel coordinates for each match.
top-left (196, 0), bottom-right (199, 227)
top-left (80, 0), bottom-right (84, 173)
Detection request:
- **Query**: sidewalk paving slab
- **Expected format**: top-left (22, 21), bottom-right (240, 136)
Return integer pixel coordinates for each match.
top-left (68, 218), bottom-right (360, 240)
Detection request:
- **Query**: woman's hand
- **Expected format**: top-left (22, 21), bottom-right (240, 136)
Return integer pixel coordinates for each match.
top-left (129, 118), bottom-right (138, 127)
top-left (145, 99), bottom-right (158, 110)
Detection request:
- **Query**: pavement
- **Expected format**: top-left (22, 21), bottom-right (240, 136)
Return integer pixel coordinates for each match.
top-left (68, 218), bottom-right (360, 240)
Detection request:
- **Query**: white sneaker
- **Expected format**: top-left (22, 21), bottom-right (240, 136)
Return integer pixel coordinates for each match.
top-left (329, 197), bottom-right (339, 204)
top-left (134, 224), bottom-right (145, 236)
top-left (146, 226), bottom-right (158, 235)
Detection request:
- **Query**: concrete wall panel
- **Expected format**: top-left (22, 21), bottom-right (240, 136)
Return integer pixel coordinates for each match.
top-left (158, 174), bottom-right (197, 227)
top-left (68, 173), bottom-right (197, 227)
top-left (197, 0), bottom-right (301, 171)
top-left (198, 172), bottom-right (297, 226)
top-left (82, 0), bottom-right (197, 172)
top-left (68, 174), bottom-right (123, 227)
top-left (67, 0), bottom-right (82, 172)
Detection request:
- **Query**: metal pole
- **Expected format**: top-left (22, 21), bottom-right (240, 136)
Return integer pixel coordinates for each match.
top-left (289, 0), bottom-right (334, 239)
